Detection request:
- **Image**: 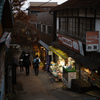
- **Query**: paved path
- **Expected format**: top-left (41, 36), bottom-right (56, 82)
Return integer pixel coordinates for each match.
top-left (16, 64), bottom-right (99, 100)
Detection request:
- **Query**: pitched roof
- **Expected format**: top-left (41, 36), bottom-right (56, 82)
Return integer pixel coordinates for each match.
top-left (50, 0), bottom-right (100, 11)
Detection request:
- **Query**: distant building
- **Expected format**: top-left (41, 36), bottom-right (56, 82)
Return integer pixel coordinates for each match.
top-left (27, 2), bottom-right (57, 24)
top-left (50, 0), bottom-right (100, 89)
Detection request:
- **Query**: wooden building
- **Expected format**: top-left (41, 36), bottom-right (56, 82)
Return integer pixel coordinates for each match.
top-left (49, 0), bottom-right (100, 89)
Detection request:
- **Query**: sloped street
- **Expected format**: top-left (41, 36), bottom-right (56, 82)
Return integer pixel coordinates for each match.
top-left (16, 64), bottom-right (99, 100)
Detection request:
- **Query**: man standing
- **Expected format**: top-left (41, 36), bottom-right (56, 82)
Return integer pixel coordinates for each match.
top-left (33, 55), bottom-right (41, 75)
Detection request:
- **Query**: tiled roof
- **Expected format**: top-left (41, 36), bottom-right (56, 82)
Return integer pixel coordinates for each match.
top-left (51, 0), bottom-right (100, 11)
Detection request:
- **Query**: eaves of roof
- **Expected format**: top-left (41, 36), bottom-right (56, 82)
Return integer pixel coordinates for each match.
top-left (50, 0), bottom-right (100, 11)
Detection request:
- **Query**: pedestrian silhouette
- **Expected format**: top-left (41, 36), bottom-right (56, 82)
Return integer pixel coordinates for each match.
top-left (23, 52), bottom-right (31, 75)
top-left (33, 55), bottom-right (41, 75)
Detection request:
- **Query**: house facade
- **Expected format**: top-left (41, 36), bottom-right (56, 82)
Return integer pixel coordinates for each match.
top-left (49, 0), bottom-right (100, 89)
top-left (0, 0), bottom-right (13, 99)
top-left (27, 2), bottom-right (57, 24)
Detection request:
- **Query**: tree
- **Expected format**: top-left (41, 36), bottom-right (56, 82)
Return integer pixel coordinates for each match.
top-left (11, 0), bottom-right (40, 48)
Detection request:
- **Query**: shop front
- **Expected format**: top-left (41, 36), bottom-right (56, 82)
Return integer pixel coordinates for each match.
top-left (51, 38), bottom-right (100, 89)
top-left (39, 40), bottom-right (52, 71)
top-left (80, 66), bottom-right (100, 88)
top-left (49, 46), bottom-right (77, 86)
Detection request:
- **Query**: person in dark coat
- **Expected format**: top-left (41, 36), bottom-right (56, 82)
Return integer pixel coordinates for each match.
top-left (23, 51), bottom-right (31, 75)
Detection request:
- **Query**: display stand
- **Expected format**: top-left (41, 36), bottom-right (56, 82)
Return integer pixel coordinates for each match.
top-left (49, 65), bottom-right (63, 81)
top-left (63, 67), bottom-right (76, 88)
top-left (49, 66), bottom-right (58, 81)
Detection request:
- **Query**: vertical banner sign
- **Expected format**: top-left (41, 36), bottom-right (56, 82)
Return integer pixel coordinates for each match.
top-left (5, 32), bottom-right (11, 48)
top-left (86, 31), bottom-right (99, 51)
top-left (78, 41), bottom-right (84, 56)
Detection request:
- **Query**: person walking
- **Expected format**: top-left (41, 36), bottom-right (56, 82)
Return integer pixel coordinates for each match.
top-left (23, 51), bottom-right (31, 75)
top-left (19, 55), bottom-right (24, 73)
top-left (33, 55), bottom-right (41, 75)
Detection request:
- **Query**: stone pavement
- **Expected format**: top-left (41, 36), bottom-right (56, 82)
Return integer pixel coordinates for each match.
top-left (15, 63), bottom-right (100, 100)
top-left (16, 64), bottom-right (63, 100)
top-left (85, 89), bottom-right (100, 99)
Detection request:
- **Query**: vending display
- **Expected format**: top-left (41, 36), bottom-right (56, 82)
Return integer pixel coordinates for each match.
top-left (49, 59), bottom-right (63, 81)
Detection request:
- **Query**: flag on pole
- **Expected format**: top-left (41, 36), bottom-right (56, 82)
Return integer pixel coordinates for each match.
top-left (0, 32), bottom-right (9, 43)
top-left (5, 32), bottom-right (11, 48)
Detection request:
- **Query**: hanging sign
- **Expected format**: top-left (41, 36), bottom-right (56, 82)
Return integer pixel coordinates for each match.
top-left (57, 34), bottom-right (84, 56)
top-left (86, 31), bottom-right (99, 51)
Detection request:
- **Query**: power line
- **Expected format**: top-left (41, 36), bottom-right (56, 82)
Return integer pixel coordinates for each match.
top-left (38, 0), bottom-right (52, 7)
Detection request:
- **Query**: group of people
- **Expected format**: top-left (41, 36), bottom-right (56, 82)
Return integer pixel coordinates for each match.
top-left (19, 51), bottom-right (41, 76)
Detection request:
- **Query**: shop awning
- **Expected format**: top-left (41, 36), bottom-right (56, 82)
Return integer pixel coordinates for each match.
top-left (39, 40), bottom-right (50, 51)
top-left (49, 46), bottom-right (68, 59)
top-left (51, 41), bottom-right (100, 70)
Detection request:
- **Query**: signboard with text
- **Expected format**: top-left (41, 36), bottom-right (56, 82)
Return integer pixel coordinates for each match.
top-left (86, 31), bottom-right (99, 51)
top-left (57, 34), bottom-right (84, 56)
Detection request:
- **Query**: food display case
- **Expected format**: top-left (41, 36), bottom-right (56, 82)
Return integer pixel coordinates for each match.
top-left (49, 61), bottom-right (63, 81)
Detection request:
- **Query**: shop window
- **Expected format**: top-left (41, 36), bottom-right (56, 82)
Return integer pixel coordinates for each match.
top-left (72, 18), bottom-right (75, 35)
top-left (80, 67), bottom-right (91, 84)
top-left (42, 24), bottom-right (46, 33)
top-left (67, 9), bottom-right (72, 16)
top-left (87, 9), bottom-right (95, 17)
top-left (62, 9), bottom-right (67, 16)
top-left (37, 24), bottom-right (41, 31)
top-left (79, 9), bottom-right (85, 17)
top-left (86, 19), bottom-right (91, 31)
top-left (37, 24), bottom-right (39, 30)
top-left (78, 18), bottom-right (95, 40)
top-left (47, 26), bottom-right (52, 35)
top-left (68, 18), bottom-right (73, 35)
top-left (59, 10), bottom-right (62, 16)
top-left (60, 18), bottom-right (66, 32)
top-left (75, 18), bottom-right (79, 35)
top-left (90, 19), bottom-right (95, 31)
top-left (73, 9), bottom-right (78, 16)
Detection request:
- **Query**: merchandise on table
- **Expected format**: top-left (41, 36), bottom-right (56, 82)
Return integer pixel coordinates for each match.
top-left (49, 61), bottom-right (63, 81)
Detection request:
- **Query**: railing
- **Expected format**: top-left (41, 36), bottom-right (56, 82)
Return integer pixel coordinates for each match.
top-left (56, 30), bottom-right (86, 43)
top-left (95, 75), bottom-right (100, 88)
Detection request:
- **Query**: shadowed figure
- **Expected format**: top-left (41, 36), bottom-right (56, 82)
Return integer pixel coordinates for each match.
top-left (23, 51), bottom-right (31, 75)
top-left (33, 55), bottom-right (41, 75)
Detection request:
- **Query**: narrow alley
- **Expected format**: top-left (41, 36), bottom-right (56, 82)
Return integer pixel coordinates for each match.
top-left (16, 63), bottom-right (99, 100)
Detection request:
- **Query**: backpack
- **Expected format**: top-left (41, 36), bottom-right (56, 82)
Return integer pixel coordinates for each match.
top-left (34, 58), bottom-right (39, 67)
